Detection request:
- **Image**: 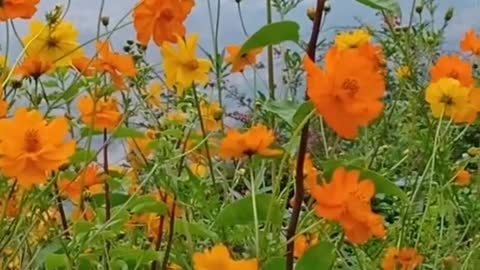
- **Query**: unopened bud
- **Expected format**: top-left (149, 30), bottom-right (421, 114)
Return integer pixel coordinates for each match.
top-left (324, 0), bottom-right (331, 13)
top-left (415, 5), bottom-right (423, 14)
top-left (101, 16), bottom-right (110, 27)
top-left (444, 7), bottom-right (454, 22)
top-left (307, 7), bottom-right (316, 21)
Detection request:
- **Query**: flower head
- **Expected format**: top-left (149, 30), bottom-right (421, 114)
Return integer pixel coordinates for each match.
top-left (15, 56), bottom-right (55, 79)
top-left (304, 48), bottom-right (385, 139)
top-left (143, 82), bottom-right (163, 108)
top-left (425, 78), bottom-right (475, 123)
top-left (430, 55), bottom-right (473, 87)
top-left (455, 169), bottom-right (471, 186)
top-left (335, 29), bottom-right (372, 50)
top-left (78, 95), bottom-right (123, 131)
top-left (72, 56), bottom-right (96, 77)
top-left (294, 234), bottom-right (319, 258)
top-left (23, 20), bottom-right (84, 66)
top-left (200, 101), bottom-right (223, 133)
top-left (58, 164), bottom-right (105, 204)
top-left (0, 108), bottom-right (76, 189)
top-left (225, 45), bottom-right (262, 73)
top-left (193, 244), bottom-right (258, 270)
top-left (382, 247), bottom-right (424, 270)
top-left (95, 41), bottom-right (137, 90)
top-left (310, 167), bottom-right (386, 244)
top-left (133, 0), bottom-right (194, 46)
top-left (161, 34), bottom-right (211, 95)
top-left (0, 0), bottom-right (40, 21)
top-left (219, 124), bottom-right (282, 160)
top-left (460, 30), bottom-right (480, 56)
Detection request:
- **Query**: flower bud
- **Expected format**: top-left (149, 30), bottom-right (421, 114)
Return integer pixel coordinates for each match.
top-left (324, 0), bottom-right (331, 13)
top-left (415, 5), bottom-right (423, 14)
top-left (101, 16), bottom-right (110, 27)
top-left (307, 7), bottom-right (316, 21)
top-left (444, 7), bottom-right (454, 22)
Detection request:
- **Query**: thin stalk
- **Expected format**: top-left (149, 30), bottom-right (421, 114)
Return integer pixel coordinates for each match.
top-left (192, 85), bottom-right (217, 186)
top-left (151, 193), bottom-right (168, 270)
top-left (250, 166), bottom-right (260, 257)
top-left (103, 129), bottom-right (111, 221)
top-left (161, 198), bottom-right (176, 270)
top-left (285, 1), bottom-right (326, 269)
top-left (54, 183), bottom-right (70, 238)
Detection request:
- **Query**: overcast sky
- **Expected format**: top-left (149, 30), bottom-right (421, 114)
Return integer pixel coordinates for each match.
top-left (1, 0), bottom-right (479, 58)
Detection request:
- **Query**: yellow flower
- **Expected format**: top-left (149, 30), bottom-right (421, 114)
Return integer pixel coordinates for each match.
top-left (161, 34), bottom-right (211, 95)
top-left (193, 244), bottom-right (258, 270)
top-left (200, 101), bottom-right (223, 133)
top-left (166, 111), bottom-right (188, 125)
top-left (335, 29), bottom-right (372, 50)
top-left (396, 66), bottom-right (412, 80)
top-left (144, 82), bottom-right (163, 108)
top-left (0, 108), bottom-right (76, 189)
top-left (0, 54), bottom-right (8, 70)
top-left (190, 162), bottom-right (208, 178)
top-left (425, 78), bottom-right (474, 123)
top-left (22, 20), bottom-right (84, 66)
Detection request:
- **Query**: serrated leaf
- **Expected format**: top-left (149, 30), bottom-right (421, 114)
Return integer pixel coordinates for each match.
top-left (113, 127), bottom-right (145, 139)
top-left (262, 257), bottom-right (286, 270)
top-left (296, 241), bottom-right (336, 270)
top-left (240, 21), bottom-right (300, 55)
top-left (321, 160), bottom-right (407, 201)
top-left (215, 194), bottom-right (282, 227)
top-left (356, 0), bottom-right (401, 16)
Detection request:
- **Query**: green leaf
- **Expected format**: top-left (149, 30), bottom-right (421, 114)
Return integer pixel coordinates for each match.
top-left (62, 84), bottom-right (81, 102)
top-left (175, 220), bottom-right (218, 240)
top-left (32, 243), bottom-right (62, 268)
top-left (111, 247), bottom-right (159, 264)
top-left (321, 160), bottom-right (407, 201)
top-left (263, 100), bottom-right (300, 127)
top-left (240, 21), bottom-right (300, 55)
top-left (69, 149), bottom-right (97, 164)
top-left (91, 193), bottom-right (130, 208)
top-left (356, 0), bottom-right (401, 16)
top-left (113, 127), bottom-right (145, 139)
top-left (296, 241), bottom-right (336, 270)
top-left (215, 194), bottom-right (282, 227)
top-left (128, 195), bottom-right (168, 215)
top-left (262, 257), bottom-right (286, 270)
top-left (80, 127), bottom-right (103, 137)
top-left (293, 101), bottom-right (315, 127)
top-left (45, 254), bottom-right (68, 270)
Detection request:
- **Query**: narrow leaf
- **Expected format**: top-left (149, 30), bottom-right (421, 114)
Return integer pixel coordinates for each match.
top-left (240, 21), bottom-right (300, 55)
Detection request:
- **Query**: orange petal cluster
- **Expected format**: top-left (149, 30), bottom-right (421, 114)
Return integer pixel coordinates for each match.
top-left (310, 167), bottom-right (386, 244)
top-left (455, 169), bottom-right (471, 186)
top-left (193, 244), bottom-right (258, 270)
top-left (382, 247), bottom-right (424, 270)
top-left (304, 37), bottom-right (385, 139)
top-left (219, 124), bottom-right (282, 160)
top-left (225, 45), bottom-right (262, 73)
top-left (0, 0), bottom-right (39, 21)
top-left (0, 108), bottom-right (76, 189)
top-left (78, 95), bottom-right (123, 131)
top-left (461, 29), bottom-right (480, 56)
top-left (58, 164), bottom-right (106, 204)
top-left (94, 41), bottom-right (137, 90)
top-left (133, 0), bottom-right (195, 46)
top-left (293, 233), bottom-right (319, 259)
top-left (15, 56), bottom-right (55, 80)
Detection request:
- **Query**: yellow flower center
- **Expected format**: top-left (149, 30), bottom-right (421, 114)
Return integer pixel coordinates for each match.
top-left (440, 94), bottom-right (454, 106)
top-left (184, 59), bottom-right (199, 71)
top-left (341, 78), bottom-right (359, 96)
top-left (24, 129), bottom-right (41, 153)
top-left (47, 36), bottom-right (60, 49)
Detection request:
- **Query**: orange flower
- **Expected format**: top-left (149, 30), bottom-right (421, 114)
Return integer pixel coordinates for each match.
top-left (0, 99), bottom-right (8, 118)
top-left (78, 95), bottom-right (123, 131)
top-left (58, 164), bottom-right (106, 204)
top-left (193, 244), bottom-right (258, 270)
top-left (304, 48), bottom-right (385, 139)
top-left (0, 0), bottom-right (39, 21)
top-left (382, 247), bottom-right (424, 270)
top-left (219, 124), bottom-right (282, 160)
top-left (190, 162), bottom-right (208, 178)
top-left (294, 234), bottom-right (319, 258)
top-left (430, 55), bottom-right (473, 87)
top-left (94, 41), bottom-right (137, 90)
top-left (310, 167), bottom-right (386, 244)
top-left (133, 0), bottom-right (195, 46)
top-left (72, 56), bottom-right (96, 77)
top-left (0, 193), bottom-right (20, 218)
top-left (455, 169), bottom-right (471, 186)
top-left (225, 45), bottom-right (262, 73)
top-left (72, 206), bottom-right (95, 222)
top-left (0, 108), bottom-right (76, 189)
top-left (15, 56), bottom-right (54, 79)
top-left (460, 30), bottom-right (480, 56)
